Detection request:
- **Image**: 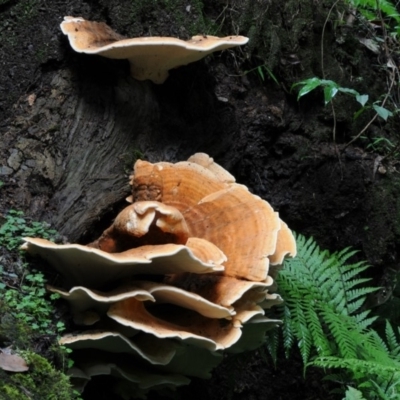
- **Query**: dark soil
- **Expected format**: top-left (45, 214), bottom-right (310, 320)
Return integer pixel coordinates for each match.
top-left (1, 0), bottom-right (400, 399)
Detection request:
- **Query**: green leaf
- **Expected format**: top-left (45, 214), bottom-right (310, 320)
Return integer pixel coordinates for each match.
top-left (344, 386), bottom-right (366, 400)
top-left (292, 77), bottom-right (323, 100)
top-left (356, 94), bottom-right (369, 107)
top-left (56, 321), bottom-right (66, 331)
top-left (257, 66), bottom-right (265, 81)
top-left (263, 66), bottom-right (280, 85)
top-left (373, 105), bottom-right (393, 121)
top-left (338, 87), bottom-right (360, 97)
top-left (324, 85), bottom-right (339, 104)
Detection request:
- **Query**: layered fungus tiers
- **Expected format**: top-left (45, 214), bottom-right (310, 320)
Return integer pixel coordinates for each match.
top-left (22, 153), bottom-right (296, 398)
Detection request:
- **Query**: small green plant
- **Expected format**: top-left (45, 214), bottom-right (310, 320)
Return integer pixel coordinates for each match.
top-left (0, 210), bottom-right (57, 251)
top-left (292, 77), bottom-right (393, 121)
top-left (0, 210), bottom-right (78, 398)
top-left (266, 234), bottom-right (400, 399)
top-left (1, 267), bottom-right (65, 334)
top-left (360, 135), bottom-right (399, 157)
top-left (0, 210), bottom-right (62, 335)
top-left (292, 77), bottom-right (364, 105)
top-left (244, 64), bottom-right (280, 85)
top-left (291, 0), bottom-right (400, 147)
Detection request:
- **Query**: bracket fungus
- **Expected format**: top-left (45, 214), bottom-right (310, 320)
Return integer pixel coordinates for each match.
top-left (60, 16), bottom-right (249, 84)
top-left (22, 153), bottom-right (296, 398)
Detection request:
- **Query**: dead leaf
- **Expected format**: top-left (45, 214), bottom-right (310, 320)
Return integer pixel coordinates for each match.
top-left (0, 350), bottom-right (29, 372)
top-left (359, 38), bottom-right (380, 54)
top-left (27, 94), bottom-right (36, 106)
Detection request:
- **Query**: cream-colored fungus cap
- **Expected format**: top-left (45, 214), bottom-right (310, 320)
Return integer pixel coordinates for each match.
top-left (60, 16), bottom-right (249, 83)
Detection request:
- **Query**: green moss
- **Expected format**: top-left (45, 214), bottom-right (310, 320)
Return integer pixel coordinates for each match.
top-left (236, 2), bottom-right (282, 70)
top-left (0, 301), bottom-right (78, 399)
top-left (0, 0), bottom-right (43, 58)
top-left (120, 147), bottom-right (145, 174)
top-left (0, 352), bottom-right (78, 400)
top-left (2, 0), bottom-right (39, 24)
top-left (224, 0), bottom-right (343, 84)
top-left (1, 384), bottom-right (24, 399)
top-left (0, 303), bottom-right (33, 349)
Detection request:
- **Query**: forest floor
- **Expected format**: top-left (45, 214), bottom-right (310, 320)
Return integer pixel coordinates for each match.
top-left (1, 0), bottom-right (400, 399)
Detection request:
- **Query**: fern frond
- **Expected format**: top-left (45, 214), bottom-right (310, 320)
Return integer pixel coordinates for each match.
top-left (284, 236), bottom-right (328, 279)
top-left (319, 306), bottom-right (358, 359)
top-left (385, 321), bottom-right (400, 359)
top-left (346, 288), bottom-right (378, 315)
top-left (346, 285), bottom-right (378, 301)
top-left (346, 297), bottom-right (366, 315)
top-left (278, 234), bottom-right (380, 360)
top-left (311, 357), bottom-right (400, 377)
top-left (335, 247), bottom-right (359, 265)
top-left (341, 263), bottom-right (370, 283)
top-left (282, 304), bottom-right (294, 357)
top-left (369, 378), bottom-right (399, 400)
top-left (292, 301), bottom-right (313, 365)
top-left (279, 271), bottom-right (319, 301)
top-left (264, 328), bottom-right (279, 367)
top-left (275, 232), bottom-right (399, 399)
top-left (305, 306), bottom-right (332, 356)
top-left (345, 277), bottom-right (374, 292)
top-left (342, 273), bottom-right (371, 290)
top-left (282, 237), bottom-right (374, 317)
top-left (331, 284), bottom-right (348, 315)
top-left (352, 310), bottom-right (377, 330)
top-left (358, 330), bottom-right (400, 371)
top-left (297, 234), bottom-right (319, 262)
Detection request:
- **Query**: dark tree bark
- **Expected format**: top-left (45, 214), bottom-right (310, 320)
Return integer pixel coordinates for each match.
top-left (2, 67), bottom-right (153, 240)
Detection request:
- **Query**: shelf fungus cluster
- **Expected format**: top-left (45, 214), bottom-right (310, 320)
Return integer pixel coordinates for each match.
top-left (22, 153), bottom-right (296, 398)
top-left (60, 16), bottom-right (249, 84)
